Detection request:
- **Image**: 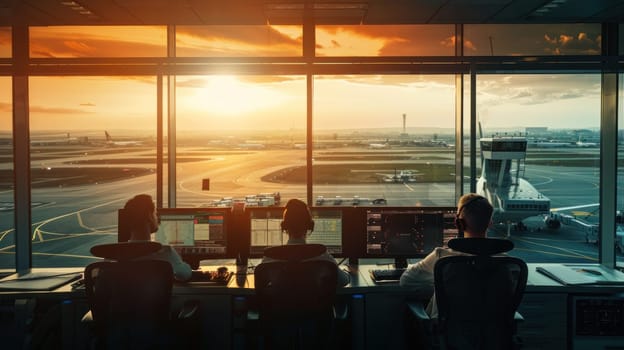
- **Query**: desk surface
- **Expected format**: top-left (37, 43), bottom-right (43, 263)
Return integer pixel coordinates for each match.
top-left (2, 263), bottom-right (624, 297)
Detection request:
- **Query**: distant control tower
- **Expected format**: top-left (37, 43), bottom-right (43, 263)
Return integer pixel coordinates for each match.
top-left (400, 113), bottom-right (408, 138)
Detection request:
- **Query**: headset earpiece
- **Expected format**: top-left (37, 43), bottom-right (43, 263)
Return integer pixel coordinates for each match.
top-left (454, 216), bottom-right (462, 229)
top-left (309, 220), bottom-right (315, 232)
top-left (455, 195), bottom-right (485, 238)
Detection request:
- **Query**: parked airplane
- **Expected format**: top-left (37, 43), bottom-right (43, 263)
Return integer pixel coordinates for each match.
top-left (238, 143), bottom-right (265, 149)
top-left (575, 136), bottom-right (598, 148)
top-left (369, 143), bottom-right (390, 149)
top-left (377, 169), bottom-right (422, 183)
top-left (527, 139), bottom-right (572, 148)
top-left (104, 131), bottom-right (144, 146)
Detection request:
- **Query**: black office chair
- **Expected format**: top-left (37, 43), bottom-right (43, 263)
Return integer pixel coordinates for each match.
top-left (84, 242), bottom-right (198, 350)
top-left (252, 244), bottom-right (340, 350)
top-left (408, 238), bottom-right (528, 350)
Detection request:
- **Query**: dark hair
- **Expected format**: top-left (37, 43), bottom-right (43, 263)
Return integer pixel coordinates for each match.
top-left (457, 193), bottom-right (493, 235)
top-left (123, 194), bottom-right (155, 233)
top-left (281, 199), bottom-right (313, 238)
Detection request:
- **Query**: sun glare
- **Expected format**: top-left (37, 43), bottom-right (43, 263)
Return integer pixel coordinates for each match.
top-left (198, 75), bottom-right (283, 116)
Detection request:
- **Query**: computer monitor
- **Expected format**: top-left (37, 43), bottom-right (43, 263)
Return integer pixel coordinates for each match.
top-left (365, 207), bottom-right (457, 268)
top-left (155, 208), bottom-right (230, 269)
top-left (248, 207), bottom-right (343, 258)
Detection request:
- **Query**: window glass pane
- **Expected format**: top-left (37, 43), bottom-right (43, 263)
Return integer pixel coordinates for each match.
top-left (0, 27), bottom-right (10, 57)
top-left (30, 26), bottom-right (166, 58)
top-left (313, 75), bottom-right (456, 207)
top-left (462, 74), bottom-right (473, 195)
top-left (176, 25), bottom-right (302, 57)
top-left (620, 24), bottom-right (624, 55)
top-left (465, 24), bottom-right (601, 56)
top-left (0, 77), bottom-right (12, 270)
top-left (316, 25), bottom-right (455, 56)
top-left (618, 73), bottom-right (624, 263)
top-left (477, 74), bottom-right (600, 264)
top-left (29, 76), bottom-right (157, 267)
top-left (175, 75), bottom-right (306, 207)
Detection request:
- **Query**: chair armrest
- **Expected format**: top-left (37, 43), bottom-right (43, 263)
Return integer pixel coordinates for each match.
top-left (334, 302), bottom-right (349, 321)
top-left (177, 300), bottom-right (200, 319)
top-left (247, 310), bottom-right (259, 321)
top-left (81, 310), bottom-right (93, 323)
top-left (407, 301), bottom-right (430, 321)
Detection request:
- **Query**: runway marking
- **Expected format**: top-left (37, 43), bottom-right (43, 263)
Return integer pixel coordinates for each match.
top-left (513, 247), bottom-right (598, 261)
top-left (511, 235), bottom-right (587, 243)
top-left (0, 228), bottom-right (13, 241)
top-left (513, 236), bottom-right (596, 260)
top-left (530, 175), bottom-right (554, 186)
top-left (30, 197), bottom-right (128, 242)
top-left (31, 251), bottom-right (99, 260)
top-left (0, 231), bottom-right (115, 252)
top-left (403, 183), bottom-right (415, 191)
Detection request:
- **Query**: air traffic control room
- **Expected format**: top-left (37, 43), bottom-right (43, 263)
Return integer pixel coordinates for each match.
top-left (1, 1), bottom-right (624, 349)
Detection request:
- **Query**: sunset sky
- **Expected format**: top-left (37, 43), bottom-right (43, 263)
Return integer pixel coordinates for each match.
top-left (0, 23), bottom-right (608, 133)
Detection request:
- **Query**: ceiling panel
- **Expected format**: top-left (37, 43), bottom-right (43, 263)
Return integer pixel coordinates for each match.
top-left (0, 0), bottom-right (623, 26)
top-left (433, 4), bottom-right (511, 23)
top-left (364, 1), bottom-right (445, 24)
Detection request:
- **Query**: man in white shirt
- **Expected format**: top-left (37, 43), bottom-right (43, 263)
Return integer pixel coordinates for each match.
top-left (399, 193), bottom-right (494, 317)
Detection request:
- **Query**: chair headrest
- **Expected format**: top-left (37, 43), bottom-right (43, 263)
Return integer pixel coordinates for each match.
top-left (447, 238), bottom-right (513, 255)
top-left (90, 241), bottom-right (163, 260)
top-left (264, 244), bottom-right (327, 261)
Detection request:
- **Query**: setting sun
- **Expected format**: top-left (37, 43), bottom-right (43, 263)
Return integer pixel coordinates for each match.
top-left (197, 75), bottom-right (285, 116)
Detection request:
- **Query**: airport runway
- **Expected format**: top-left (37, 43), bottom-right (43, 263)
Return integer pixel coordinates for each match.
top-left (0, 146), bottom-right (621, 268)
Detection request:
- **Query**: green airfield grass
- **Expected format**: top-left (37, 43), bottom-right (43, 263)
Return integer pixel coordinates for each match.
top-left (0, 147), bottom-right (621, 189)
top-left (0, 167), bottom-right (153, 189)
top-left (262, 163), bottom-right (455, 184)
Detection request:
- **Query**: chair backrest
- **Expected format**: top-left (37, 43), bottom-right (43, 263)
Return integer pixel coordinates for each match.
top-left (254, 254), bottom-right (338, 350)
top-left (263, 243), bottom-right (327, 262)
top-left (84, 259), bottom-right (174, 347)
top-left (433, 253), bottom-right (528, 350)
top-left (254, 258), bottom-right (338, 321)
top-left (90, 241), bottom-right (162, 260)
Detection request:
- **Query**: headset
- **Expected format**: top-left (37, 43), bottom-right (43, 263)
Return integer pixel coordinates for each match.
top-left (281, 217), bottom-right (315, 232)
top-left (281, 199), bottom-right (315, 233)
top-left (454, 195), bottom-right (486, 236)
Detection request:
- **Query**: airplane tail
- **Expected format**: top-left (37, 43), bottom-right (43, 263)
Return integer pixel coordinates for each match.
top-left (478, 121), bottom-right (484, 169)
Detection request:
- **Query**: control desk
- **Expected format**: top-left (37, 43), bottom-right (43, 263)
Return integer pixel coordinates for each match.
top-left (2, 204), bottom-right (624, 349)
top-left (2, 262), bottom-right (624, 350)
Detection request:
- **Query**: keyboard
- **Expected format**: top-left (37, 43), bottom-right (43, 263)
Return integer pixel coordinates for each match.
top-left (190, 268), bottom-right (232, 285)
top-left (370, 268), bottom-right (406, 283)
top-left (70, 278), bottom-right (85, 290)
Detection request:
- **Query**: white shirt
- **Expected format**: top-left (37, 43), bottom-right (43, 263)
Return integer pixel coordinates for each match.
top-left (133, 244), bottom-right (193, 282)
top-left (399, 247), bottom-right (468, 318)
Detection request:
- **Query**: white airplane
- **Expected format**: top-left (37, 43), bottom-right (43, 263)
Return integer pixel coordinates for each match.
top-left (574, 136), bottom-right (598, 148)
top-left (238, 143), bottom-right (265, 149)
top-left (104, 131), bottom-right (144, 146)
top-left (545, 203), bottom-right (624, 253)
top-left (377, 169), bottom-right (422, 183)
top-left (527, 139), bottom-right (572, 148)
top-left (369, 143), bottom-right (390, 149)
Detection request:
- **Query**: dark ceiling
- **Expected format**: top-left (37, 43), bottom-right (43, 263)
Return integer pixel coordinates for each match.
top-left (1, 0), bottom-right (624, 26)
